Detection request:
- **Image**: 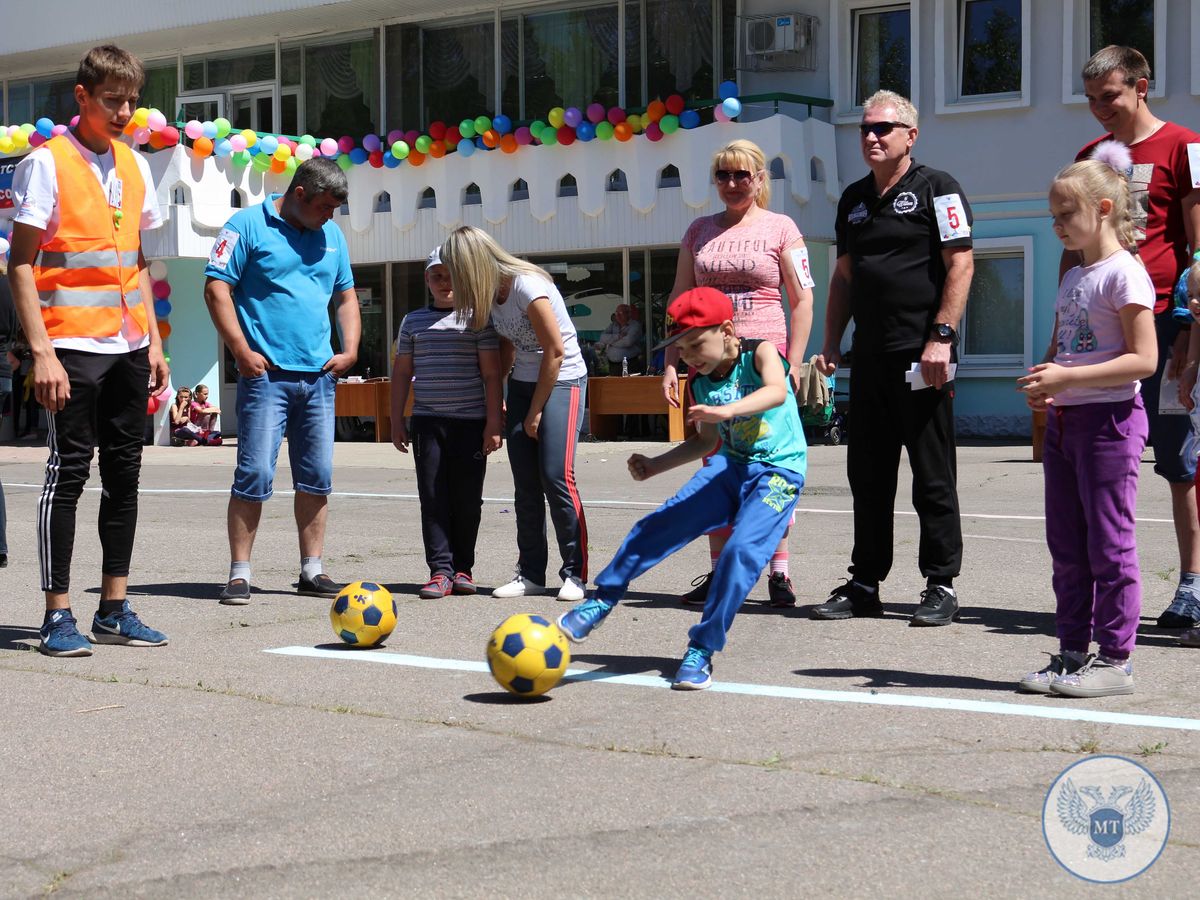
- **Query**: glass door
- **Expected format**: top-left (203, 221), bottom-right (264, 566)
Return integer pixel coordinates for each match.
top-left (177, 92), bottom-right (224, 123)
top-left (229, 84), bottom-right (274, 133)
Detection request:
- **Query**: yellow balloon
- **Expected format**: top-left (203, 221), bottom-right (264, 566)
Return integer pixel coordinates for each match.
top-left (0, 136), bottom-right (14, 154)
top-left (273, 144), bottom-right (291, 160)
top-left (132, 107), bottom-right (150, 127)
top-left (11, 130), bottom-right (28, 149)
top-left (240, 128), bottom-right (257, 148)
top-left (548, 107), bottom-right (565, 128)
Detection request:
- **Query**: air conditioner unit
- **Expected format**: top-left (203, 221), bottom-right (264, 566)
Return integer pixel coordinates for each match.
top-left (746, 14), bottom-right (797, 55)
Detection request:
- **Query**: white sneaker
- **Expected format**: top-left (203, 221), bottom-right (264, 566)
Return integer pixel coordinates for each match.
top-left (492, 575), bottom-right (544, 598)
top-left (557, 576), bottom-right (586, 602)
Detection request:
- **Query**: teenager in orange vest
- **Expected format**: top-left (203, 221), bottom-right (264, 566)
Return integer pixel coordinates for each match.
top-left (8, 45), bottom-right (170, 657)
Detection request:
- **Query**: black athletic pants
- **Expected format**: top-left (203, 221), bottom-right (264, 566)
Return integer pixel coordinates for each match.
top-left (846, 348), bottom-right (962, 585)
top-left (37, 348), bottom-right (150, 593)
top-left (410, 415), bottom-right (488, 578)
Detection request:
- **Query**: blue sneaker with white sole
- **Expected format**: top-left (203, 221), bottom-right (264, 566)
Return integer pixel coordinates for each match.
top-left (91, 602), bottom-right (169, 647)
top-left (39, 609), bottom-right (93, 657)
top-left (556, 598), bottom-right (613, 643)
top-left (671, 645), bottom-right (713, 691)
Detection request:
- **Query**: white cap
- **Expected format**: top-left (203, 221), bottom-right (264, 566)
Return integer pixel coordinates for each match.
top-left (425, 246), bottom-right (443, 270)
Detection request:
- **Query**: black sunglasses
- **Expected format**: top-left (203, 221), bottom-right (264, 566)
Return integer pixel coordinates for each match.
top-left (714, 169), bottom-right (756, 184)
top-left (859, 121), bottom-right (911, 138)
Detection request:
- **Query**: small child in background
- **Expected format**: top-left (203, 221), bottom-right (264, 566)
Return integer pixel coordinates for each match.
top-left (556, 287), bottom-right (806, 690)
top-left (189, 383), bottom-right (222, 444)
top-left (1017, 142), bottom-right (1157, 696)
top-left (391, 247), bottom-right (504, 599)
top-left (170, 387), bottom-right (201, 446)
top-left (1176, 261), bottom-right (1200, 648)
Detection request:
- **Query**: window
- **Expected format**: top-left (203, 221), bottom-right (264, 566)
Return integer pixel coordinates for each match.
top-left (644, 1), bottom-right (716, 103)
top-left (7, 74), bottom-right (76, 126)
top-left (959, 238), bottom-right (1032, 369)
top-left (528, 252), bottom-right (625, 343)
top-left (184, 46), bottom-right (275, 90)
top-left (853, 5), bottom-right (911, 105)
top-left (141, 60), bottom-right (179, 120)
top-left (421, 21), bottom-right (496, 126)
top-left (523, 5), bottom-right (620, 114)
top-left (833, 1), bottom-right (920, 120)
top-left (1064, 0), bottom-right (1164, 101)
top-left (934, 0), bottom-right (1029, 113)
top-left (305, 36), bottom-right (378, 138)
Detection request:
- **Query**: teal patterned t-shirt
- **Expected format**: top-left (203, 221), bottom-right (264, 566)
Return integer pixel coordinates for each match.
top-left (692, 340), bottom-right (807, 478)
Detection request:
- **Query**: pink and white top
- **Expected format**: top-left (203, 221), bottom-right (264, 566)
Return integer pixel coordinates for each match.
top-left (1053, 248), bottom-right (1155, 406)
top-left (682, 209), bottom-right (802, 353)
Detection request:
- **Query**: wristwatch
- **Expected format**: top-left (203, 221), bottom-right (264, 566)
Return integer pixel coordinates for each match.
top-left (932, 323), bottom-right (959, 346)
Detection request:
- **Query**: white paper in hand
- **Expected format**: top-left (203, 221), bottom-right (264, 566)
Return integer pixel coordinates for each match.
top-left (1160, 373), bottom-right (1188, 415)
top-left (906, 362), bottom-right (958, 390)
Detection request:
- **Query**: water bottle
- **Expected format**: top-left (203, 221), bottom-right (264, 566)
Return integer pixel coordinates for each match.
top-left (621, 356), bottom-right (629, 377)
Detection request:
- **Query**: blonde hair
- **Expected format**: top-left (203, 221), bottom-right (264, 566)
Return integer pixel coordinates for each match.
top-left (712, 139), bottom-right (770, 208)
top-left (862, 90), bottom-right (919, 130)
top-left (441, 226), bottom-right (552, 331)
top-left (1051, 159), bottom-right (1138, 250)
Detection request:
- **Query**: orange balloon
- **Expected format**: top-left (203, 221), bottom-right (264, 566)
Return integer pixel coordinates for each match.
top-left (429, 140), bottom-right (446, 159)
top-left (148, 132), bottom-right (166, 150)
top-left (500, 134), bottom-right (518, 154)
top-left (408, 149), bottom-right (426, 167)
top-left (124, 120), bottom-right (138, 136)
top-left (192, 137), bottom-right (214, 158)
top-left (481, 129), bottom-right (499, 149)
top-left (270, 157), bottom-right (286, 173)
top-left (158, 320), bottom-right (172, 339)
top-left (613, 122), bottom-right (632, 142)
top-left (646, 100), bottom-right (666, 122)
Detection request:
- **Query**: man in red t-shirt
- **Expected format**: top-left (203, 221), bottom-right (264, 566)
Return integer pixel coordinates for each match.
top-left (1066, 46), bottom-right (1200, 629)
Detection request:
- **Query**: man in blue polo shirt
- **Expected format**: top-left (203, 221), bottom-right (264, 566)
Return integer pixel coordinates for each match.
top-left (203, 158), bottom-right (360, 605)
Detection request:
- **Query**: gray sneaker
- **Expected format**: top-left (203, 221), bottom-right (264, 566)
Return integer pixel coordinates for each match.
top-left (1050, 655), bottom-right (1134, 698)
top-left (1179, 627), bottom-right (1200, 648)
top-left (1018, 651), bottom-right (1086, 694)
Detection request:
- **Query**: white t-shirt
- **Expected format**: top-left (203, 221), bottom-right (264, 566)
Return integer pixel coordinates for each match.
top-left (490, 273), bottom-right (587, 382)
top-left (12, 130), bottom-right (162, 354)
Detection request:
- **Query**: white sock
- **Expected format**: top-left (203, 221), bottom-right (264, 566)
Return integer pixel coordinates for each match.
top-left (230, 561), bottom-right (251, 583)
top-left (301, 557), bottom-right (324, 582)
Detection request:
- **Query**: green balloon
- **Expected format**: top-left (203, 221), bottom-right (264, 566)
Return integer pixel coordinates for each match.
top-left (252, 152), bottom-right (271, 171)
top-left (164, 355), bottom-right (171, 363)
top-left (529, 119), bottom-right (546, 138)
top-left (459, 118), bottom-right (477, 139)
top-left (337, 153), bottom-right (353, 171)
top-left (474, 115), bottom-right (492, 135)
top-left (390, 140), bottom-right (409, 159)
top-left (231, 150), bottom-right (251, 167)
top-left (540, 126), bottom-right (558, 146)
top-left (659, 114), bottom-right (679, 134)
top-left (214, 117), bottom-right (232, 138)
top-left (415, 135), bottom-right (432, 153)
top-left (595, 121), bottom-right (614, 140)
top-left (299, 134), bottom-right (316, 146)
top-left (284, 157), bottom-right (298, 173)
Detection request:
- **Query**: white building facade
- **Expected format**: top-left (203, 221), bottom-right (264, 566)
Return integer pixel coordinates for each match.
top-left (3, 1), bottom-right (1196, 435)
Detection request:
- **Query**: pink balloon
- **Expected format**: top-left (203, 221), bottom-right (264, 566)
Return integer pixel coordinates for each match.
top-left (320, 137), bottom-right (338, 156)
top-left (645, 122), bottom-right (664, 142)
top-left (133, 127), bottom-right (152, 145)
top-left (184, 120), bottom-right (204, 140)
top-left (29, 133), bottom-right (46, 148)
top-left (147, 110), bottom-right (167, 131)
top-left (606, 107), bottom-right (626, 125)
top-left (386, 129), bottom-right (404, 145)
top-left (586, 103), bottom-right (605, 124)
top-left (51, 123), bottom-right (69, 136)
top-left (713, 106), bottom-right (731, 123)
top-left (514, 126), bottom-right (533, 146)
top-left (229, 134), bottom-right (247, 152)
top-left (404, 130), bottom-right (420, 146)
top-left (152, 279), bottom-right (171, 300)
top-left (337, 135), bottom-right (354, 153)
top-left (70, 115), bottom-right (80, 126)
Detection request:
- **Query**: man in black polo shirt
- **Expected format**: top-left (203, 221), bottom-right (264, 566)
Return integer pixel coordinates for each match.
top-left (814, 90), bottom-right (974, 626)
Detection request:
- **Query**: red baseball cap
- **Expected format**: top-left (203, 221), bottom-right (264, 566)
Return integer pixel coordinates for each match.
top-left (653, 286), bottom-right (734, 351)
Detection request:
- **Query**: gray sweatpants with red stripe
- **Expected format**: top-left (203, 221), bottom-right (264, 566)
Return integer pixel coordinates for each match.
top-left (504, 376), bottom-right (588, 585)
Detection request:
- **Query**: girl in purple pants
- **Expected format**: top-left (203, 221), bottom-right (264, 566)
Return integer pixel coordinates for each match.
top-left (1017, 142), bottom-right (1158, 698)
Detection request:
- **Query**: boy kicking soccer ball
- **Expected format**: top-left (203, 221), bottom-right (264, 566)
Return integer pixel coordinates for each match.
top-left (557, 287), bottom-right (807, 689)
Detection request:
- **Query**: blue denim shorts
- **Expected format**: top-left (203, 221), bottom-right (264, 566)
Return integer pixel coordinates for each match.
top-left (232, 370), bottom-right (336, 501)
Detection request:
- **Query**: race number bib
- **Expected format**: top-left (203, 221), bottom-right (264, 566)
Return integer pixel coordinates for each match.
top-left (1188, 144), bottom-right (1200, 189)
top-left (934, 193), bottom-right (970, 242)
top-left (789, 247), bottom-right (816, 289)
top-left (208, 228), bottom-right (239, 271)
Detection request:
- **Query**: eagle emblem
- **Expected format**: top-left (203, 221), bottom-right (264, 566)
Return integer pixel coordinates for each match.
top-left (1057, 778), bottom-right (1157, 862)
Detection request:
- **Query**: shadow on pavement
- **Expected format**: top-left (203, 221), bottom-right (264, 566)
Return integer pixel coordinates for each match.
top-left (0, 624), bottom-right (41, 651)
top-left (793, 666), bottom-right (1016, 693)
top-left (568, 652), bottom-right (678, 681)
top-left (952, 604), bottom-right (1056, 636)
top-left (463, 691), bottom-right (552, 705)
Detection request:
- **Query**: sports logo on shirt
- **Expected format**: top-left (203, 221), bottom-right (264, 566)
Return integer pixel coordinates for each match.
top-left (847, 202), bottom-right (869, 225)
top-left (208, 228), bottom-right (239, 270)
top-left (934, 193), bottom-right (970, 241)
top-left (893, 191), bottom-right (918, 214)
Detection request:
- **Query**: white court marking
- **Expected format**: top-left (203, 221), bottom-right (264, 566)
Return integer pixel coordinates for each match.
top-left (265, 646), bottom-right (1200, 733)
top-left (4, 484), bottom-right (1175, 525)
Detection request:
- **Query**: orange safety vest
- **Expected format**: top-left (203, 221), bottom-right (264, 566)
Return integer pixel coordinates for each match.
top-left (32, 134), bottom-right (149, 338)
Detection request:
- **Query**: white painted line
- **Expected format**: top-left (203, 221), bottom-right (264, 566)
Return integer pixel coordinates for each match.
top-left (4, 484), bottom-right (1176, 525)
top-left (264, 646), bottom-right (1200, 733)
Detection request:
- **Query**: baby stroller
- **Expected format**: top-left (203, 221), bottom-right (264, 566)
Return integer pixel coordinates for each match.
top-left (796, 361), bottom-right (847, 446)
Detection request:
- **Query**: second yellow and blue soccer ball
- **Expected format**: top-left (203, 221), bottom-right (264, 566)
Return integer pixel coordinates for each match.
top-left (330, 581), bottom-right (396, 648)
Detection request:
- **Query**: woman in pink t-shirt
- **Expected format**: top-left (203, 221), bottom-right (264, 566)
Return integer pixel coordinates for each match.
top-left (662, 139), bottom-right (813, 608)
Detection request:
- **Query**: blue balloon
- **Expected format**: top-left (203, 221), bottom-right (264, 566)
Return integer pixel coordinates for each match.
top-left (718, 80), bottom-right (739, 100)
top-left (457, 138), bottom-right (475, 157)
top-left (721, 97), bottom-right (742, 118)
top-left (154, 299), bottom-right (172, 318)
top-left (576, 122), bottom-right (595, 141)
top-left (201, 121), bottom-right (218, 140)
top-left (680, 109), bottom-right (701, 129)
top-left (475, 136), bottom-right (487, 149)
top-left (492, 115), bottom-right (512, 135)
top-left (214, 138), bottom-right (233, 158)
top-left (247, 142), bottom-right (261, 156)
top-left (349, 147), bottom-right (368, 164)
top-left (258, 135), bottom-right (278, 156)
top-left (383, 152), bottom-right (401, 168)
top-left (35, 117), bottom-right (54, 138)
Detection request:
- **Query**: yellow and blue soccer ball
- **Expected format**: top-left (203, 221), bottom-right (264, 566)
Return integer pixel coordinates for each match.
top-left (486, 614), bottom-right (570, 697)
top-left (330, 581), bottom-right (396, 648)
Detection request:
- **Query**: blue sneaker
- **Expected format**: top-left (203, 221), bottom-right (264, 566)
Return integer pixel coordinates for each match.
top-left (91, 602), bottom-right (169, 647)
top-left (1157, 583), bottom-right (1200, 629)
top-left (39, 610), bottom-right (93, 657)
top-left (671, 645), bottom-right (713, 691)
top-left (556, 598), bottom-right (613, 643)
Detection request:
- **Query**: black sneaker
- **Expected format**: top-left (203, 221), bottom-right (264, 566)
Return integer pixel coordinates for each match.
top-left (680, 572), bottom-right (712, 606)
top-left (298, 573), bottom-right (345, 597)
top-left (767, 572), bottom-right (796, 608)
top-left (810, 580), bottom-right (883, 620)
top-left (911, 585), bottom-right (959, 626)
top-left (218, 578), bottom-right (251, 606)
